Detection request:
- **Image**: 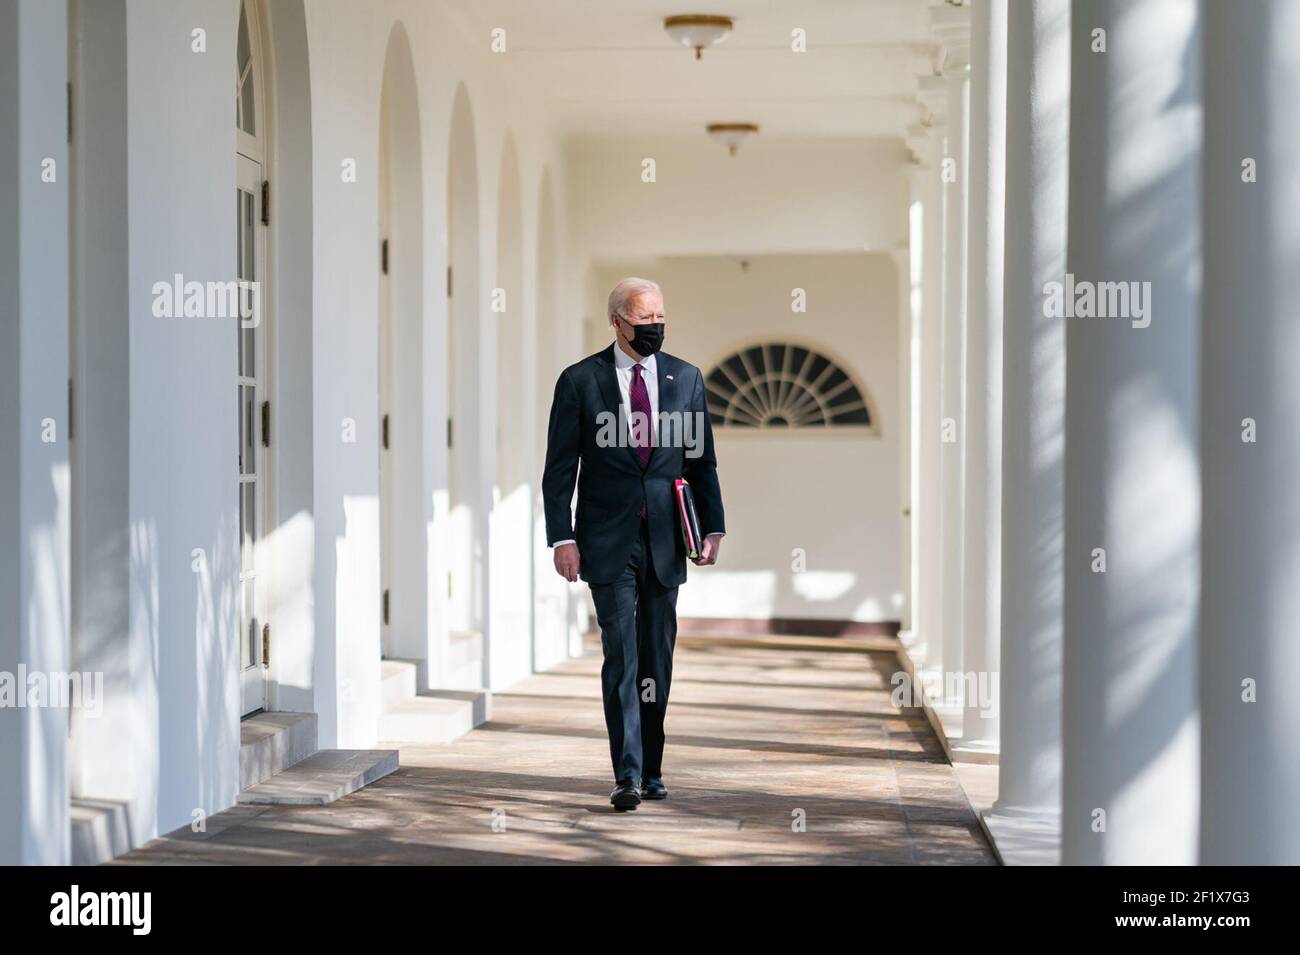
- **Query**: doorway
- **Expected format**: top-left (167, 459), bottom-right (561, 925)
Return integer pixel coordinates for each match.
top-left (446, 84), bottom-right (485, 687)
top-left (236, 0), bottom-right (270, 715)
top-left (378, 103), bottom-right (393, 658)
top-left (376, 24), bottom-right (426, 666)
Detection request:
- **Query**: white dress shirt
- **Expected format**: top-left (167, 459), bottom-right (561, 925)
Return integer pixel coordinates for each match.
top-left (613, 344), bottom-right (658, 437)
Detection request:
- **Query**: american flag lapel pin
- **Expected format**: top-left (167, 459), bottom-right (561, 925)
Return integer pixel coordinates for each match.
top-left (666, 374), bottom-right (674, 380)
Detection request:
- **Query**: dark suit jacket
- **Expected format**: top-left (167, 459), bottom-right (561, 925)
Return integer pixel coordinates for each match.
top-left (542, 344), bottom-right (725, 588)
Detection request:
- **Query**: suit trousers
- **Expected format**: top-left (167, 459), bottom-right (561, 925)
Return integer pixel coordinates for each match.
top-left (588, 518), bottom-right (679, 784)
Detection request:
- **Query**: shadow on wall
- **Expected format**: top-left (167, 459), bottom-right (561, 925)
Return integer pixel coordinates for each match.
top-left (188, 504), bottom-right (240, 822)
top-left (124, 499), bottom-right (240, 838)
top-left (15, 465), bottom-right (72, 861)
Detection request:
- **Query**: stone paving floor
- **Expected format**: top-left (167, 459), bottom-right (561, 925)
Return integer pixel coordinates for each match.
top-left (116, 637), bottom-right (996, 865)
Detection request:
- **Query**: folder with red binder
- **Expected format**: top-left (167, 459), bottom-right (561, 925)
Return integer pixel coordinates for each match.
top-left (673, 478), bottom-right (705, 560)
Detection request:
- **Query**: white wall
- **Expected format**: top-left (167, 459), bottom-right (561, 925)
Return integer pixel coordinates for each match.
top-left (569, 137), bottom-right (910, 262)
top-left (592, 254), bottom-right (902, 624)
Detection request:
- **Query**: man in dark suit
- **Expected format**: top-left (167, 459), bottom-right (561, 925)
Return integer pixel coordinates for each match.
top-left (542, 277), bottom-right (725, 811)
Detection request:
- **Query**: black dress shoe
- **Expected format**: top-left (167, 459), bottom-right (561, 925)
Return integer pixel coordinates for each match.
top-left (610, 780), bottom-right (641, 811)
top-left (640, 778), bottom-right (668, 800)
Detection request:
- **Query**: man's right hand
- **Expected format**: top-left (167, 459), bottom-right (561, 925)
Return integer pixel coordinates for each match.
top-left (553, 542), bottom-right (580, 583)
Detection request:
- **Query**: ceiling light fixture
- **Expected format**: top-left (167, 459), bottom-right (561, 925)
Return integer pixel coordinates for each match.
top-left (664, 14), bottom-right (734, 60)
top-left (707, 122), bottom-right (759, 156)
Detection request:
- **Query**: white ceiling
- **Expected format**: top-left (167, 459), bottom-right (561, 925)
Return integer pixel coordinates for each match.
top-left (448, 0), bottom-right (940, 144)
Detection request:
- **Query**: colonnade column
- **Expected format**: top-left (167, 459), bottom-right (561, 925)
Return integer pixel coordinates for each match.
top-left (987, 0), bottom-right (1069, 827)
top-left (891, 240), bottom-right (914, 635)
top-left (1060, 0), bottom-right (1201, 865)
top-left (912, 118), bottom-right (946, 676)
top-left (958, 0), bottom-right (1006, 752)
top-left (1199, 0), bottom-right (1300, 865)
top-left (933, 4), bottom-right (970, 704)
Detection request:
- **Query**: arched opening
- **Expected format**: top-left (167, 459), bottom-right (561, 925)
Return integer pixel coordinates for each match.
top-left (235, 0), bottom-right (271, 715)
top-left (489, 135), bottom-right (530, 688)
top-left (377, 24), bottom-right (425, 664)
top-left (446, 84), bottom-right (486, 688)
top-left (259, 0), bottom-right (314, 716)
top-left (531, 169), bottom-right (570, 669)
top-left (534, 170), bottom-right (559, 471)
top-left (232, 0), bottom-right (318, 720)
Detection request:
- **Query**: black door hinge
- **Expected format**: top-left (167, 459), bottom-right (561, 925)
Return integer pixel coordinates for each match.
top-left (262, 623), bottom-right (271, 668)
top-left (446, 265), bottom-right (453, 298)
top-left (261, 400), bottom-right (270, 447)
top-left (382, 413), bottom-right (390, 450)
top-left (447, 416), bottom-right (453, 448)
top-left (261, 180), bottom-right (270, 226)
top-left (382, 589), bottom-right (390, 626)
top-left (381, 238), bottom-right (389, 275)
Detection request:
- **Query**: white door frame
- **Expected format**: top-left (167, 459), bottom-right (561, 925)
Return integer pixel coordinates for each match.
top-left (237, 0), bottom-right (273, 715)
top-left (378, 97), bottom-right (394, 660)
top-left (237, 154), bottom-right (269, 715)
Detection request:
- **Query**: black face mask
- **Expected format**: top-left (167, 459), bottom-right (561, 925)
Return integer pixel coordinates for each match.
top-left (618, 316), bottom-right (665, 357)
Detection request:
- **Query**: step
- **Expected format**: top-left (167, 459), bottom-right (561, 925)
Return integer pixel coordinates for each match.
top-left (381, 658), bottom-right (419, 710)
top-left (239, 711), bottom-right (318, 791)
top-left (446, 629), bottom-right (484, 689)
top-left (422, 688), bottom-right (491, 726)
top-left (70, 797), bottom-right (133, 866)
top-left (236, 749), bottom-right (399, 806)
top-left (377, 690), bottom-right (489, 744)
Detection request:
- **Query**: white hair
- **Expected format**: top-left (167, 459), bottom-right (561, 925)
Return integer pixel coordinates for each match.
top-left (607, 277), bottom-right (662, 320)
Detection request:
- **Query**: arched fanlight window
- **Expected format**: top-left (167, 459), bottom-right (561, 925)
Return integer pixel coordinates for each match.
top-left (236, 2), bottom-right (257, 139)
top-left (704, 343), bottom-right (876, 429)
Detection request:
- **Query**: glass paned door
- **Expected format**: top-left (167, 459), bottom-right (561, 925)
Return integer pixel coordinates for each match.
top-left (238, 153), bottom-right (266, 715)
top-left (379, 104), bottom-right (393, 659)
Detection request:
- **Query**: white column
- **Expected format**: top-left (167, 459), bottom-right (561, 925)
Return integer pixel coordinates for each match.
top-left (1200, 0), bottom-right (1300, 865)
top-left (0, 0), bottom-right (71, 865)
top-left (989, 0), bottom-right (1069, 826)
top-left (936, 46), bottom-right (970, 704)
top-left (891, 242), bottom-right (914, 634)
top-left (914, 122), bottom-right (945, 674)
top-left (958, 0), bottom-right (1006, 752)
top-left (1061, 0), bottom-right (1201, 865)
top-left (68, 0), bottom-right (141, 823)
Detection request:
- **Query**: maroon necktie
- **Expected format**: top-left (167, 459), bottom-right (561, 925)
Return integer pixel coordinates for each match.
top-left (630, 363), bottom-right (653, 469)
top-left (631, 364), bottom-right (652, 520)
